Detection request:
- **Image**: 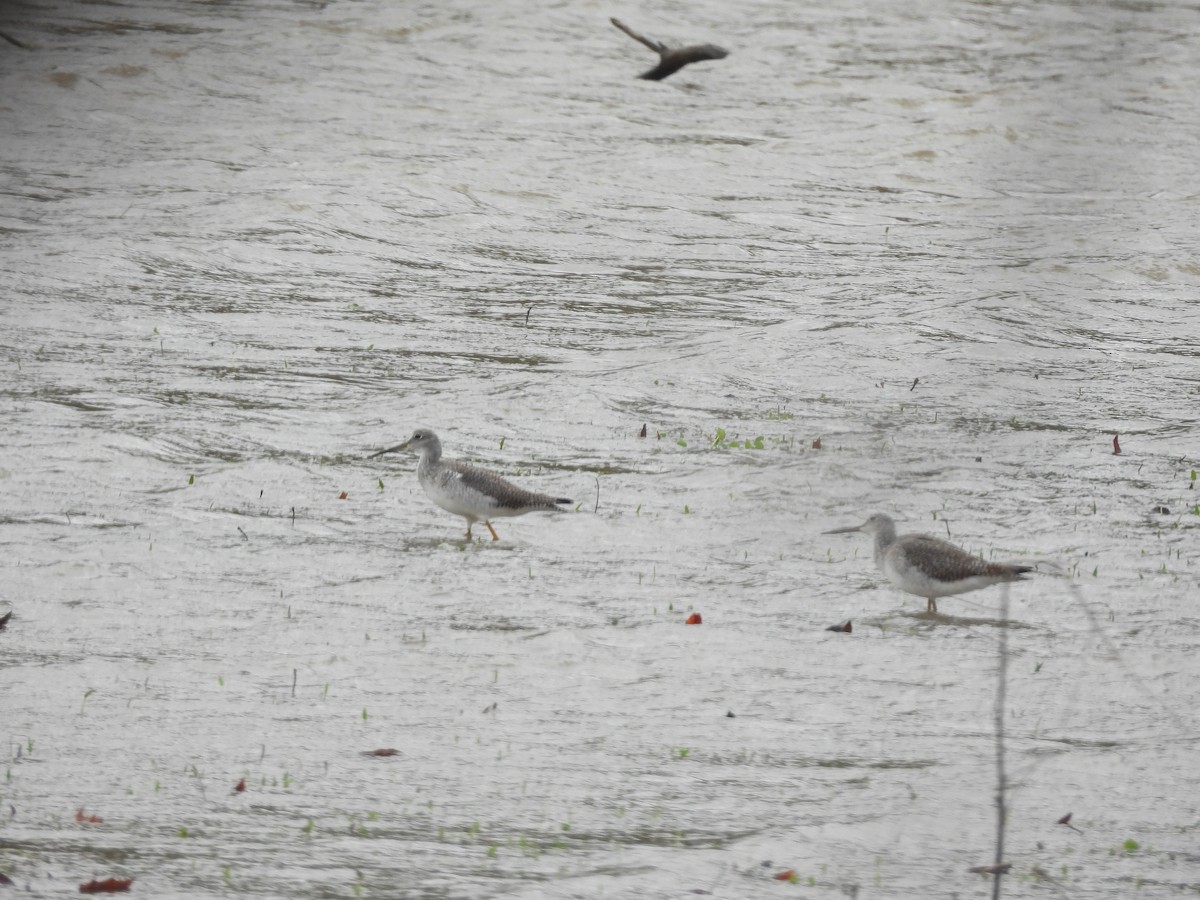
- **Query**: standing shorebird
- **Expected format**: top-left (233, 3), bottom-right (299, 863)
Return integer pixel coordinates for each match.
top-left (368, 430), bottom-right (572, 541)
top-left (824, 513), bottom-right (1032, 613)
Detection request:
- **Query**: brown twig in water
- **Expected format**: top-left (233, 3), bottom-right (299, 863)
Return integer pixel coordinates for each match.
top-left (1057, 812), bottom-right (1084, 834)
top-left (610, 18), bottom-right (729, 81)
top-left (970, 863), bottom-right (1012, 876)
top-left (0, 30), bottom-right (32, 50)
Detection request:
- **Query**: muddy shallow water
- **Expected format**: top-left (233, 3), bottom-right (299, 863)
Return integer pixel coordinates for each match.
top-left (2, 0), bottom-right (1198, 897)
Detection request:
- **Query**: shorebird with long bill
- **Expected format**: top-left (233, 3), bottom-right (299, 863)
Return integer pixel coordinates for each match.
top-left (825, 513), bottom-right (1032, 612)
top-left (368, 430), bottom-right (572, 541)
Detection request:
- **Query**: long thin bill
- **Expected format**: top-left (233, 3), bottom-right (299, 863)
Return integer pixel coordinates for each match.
top-left (367, 442), bottom-right (409, 459)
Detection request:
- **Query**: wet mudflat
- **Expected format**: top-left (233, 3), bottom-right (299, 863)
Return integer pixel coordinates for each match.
top-left (1, 0), bottom-right (1198, 897)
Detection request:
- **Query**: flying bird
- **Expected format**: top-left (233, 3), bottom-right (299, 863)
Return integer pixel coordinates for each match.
top-left (610, 18), bottom-right (729, 81)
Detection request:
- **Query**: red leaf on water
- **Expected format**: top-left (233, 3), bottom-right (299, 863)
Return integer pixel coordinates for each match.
top-left (74, 808), bottom-right (104, 825)
top-left (1112, 434), bottom-right (1121, 455)
top-left (812, 437), bottom-right (822, 450)
top-left (0, 871), bottom-right (14, 885)
top-left (338, 490), bottom-right (349, 500)
top-left (826, 620), bottom-right (852, 633)
top-left (233, 778), bottom-right (246, 793)
top-left (79, 877), bottom-right (133, 893)
top-left (773, 869), bottom-right (796, 881)
top-left (1057, 812), bottom-right (1072, 825)
top-left (365, 748), bottom-right (399, 757)
top-left (685, 612), bottom-right (702, 625)
top-left (638, 424), bottom-right (647, 438)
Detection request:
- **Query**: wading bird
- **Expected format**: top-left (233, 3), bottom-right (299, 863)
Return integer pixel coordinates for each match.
top-left (825, 513), bottom-right (1032, 612)
top-left (369, 430), bottom-right (571, 541)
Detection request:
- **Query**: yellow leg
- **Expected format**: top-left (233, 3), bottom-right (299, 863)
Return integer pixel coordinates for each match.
top-left (485, 521), bottom-right (500, 541)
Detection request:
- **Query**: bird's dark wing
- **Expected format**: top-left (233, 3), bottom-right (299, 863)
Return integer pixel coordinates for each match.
top-left (639, 44), bottom-right (729, 81)
top-left (445, 460), bottom-right (567, 511)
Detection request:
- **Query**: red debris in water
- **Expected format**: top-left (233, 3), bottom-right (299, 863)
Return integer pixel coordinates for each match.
top-left (812, 437), bottom-right (822, 450)
top-left (1112, 434), bottom-right (1121, 455)
top-left (0, 610), bottom-right (11, 631)
top-left (233, 778), bottom-right (246, 793)
top-left (338, 490), bottom-right (349, 500)
top-left (78, 878), bottom-right (133, 894)
top-left (638, 424), bottom-right (647, 438)
top-left (365, 748), bottom-right (400, 757)
top-left (773, 869), bottom-right (796, 881)
top-left (74, 808), bottom-right (104, 825)
top-left (0, 872), bottom-right (14, 886)
top-left (685, 612), bottom-right (702, 625)
top-left (826, 620), bottom-right (852, 633)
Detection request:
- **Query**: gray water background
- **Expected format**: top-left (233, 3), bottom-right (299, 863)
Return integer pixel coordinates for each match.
top-left (1, 0), bottom-right (1199, 896)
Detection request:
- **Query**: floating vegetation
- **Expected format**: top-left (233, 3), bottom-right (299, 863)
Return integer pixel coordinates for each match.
top-left (711, 427), bottom-right (765, 449)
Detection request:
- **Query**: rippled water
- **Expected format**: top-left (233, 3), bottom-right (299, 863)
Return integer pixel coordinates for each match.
top-left (2, 0), bottom-right (1198, 897)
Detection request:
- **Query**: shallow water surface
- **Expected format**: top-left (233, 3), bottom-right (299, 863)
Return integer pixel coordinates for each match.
top-left (2, 0), bottom-right (1199, 897)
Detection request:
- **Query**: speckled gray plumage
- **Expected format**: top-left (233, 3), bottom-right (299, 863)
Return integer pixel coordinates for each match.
top-left (370, 429), bottom-right (571, 541)
top-left (427, 457), bottom-right (571, 513)
top-left (882, 534), bottom-right (1030, 587)
top-left (827, 513), bottom-right (1032, 612)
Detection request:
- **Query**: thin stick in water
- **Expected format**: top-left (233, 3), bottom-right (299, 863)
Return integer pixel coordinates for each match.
top-left (0, 30), bottom-right (32, 49)
top-left (991, 584), bottom-right (1011, 899)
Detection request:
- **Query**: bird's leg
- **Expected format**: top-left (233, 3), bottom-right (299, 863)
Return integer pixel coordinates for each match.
top-left (465, 524), bottom-right (473, 540)
top-left (485, 521), bottom-right (500, 541)
top-left (927, 598), bottom-right (938, 613)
